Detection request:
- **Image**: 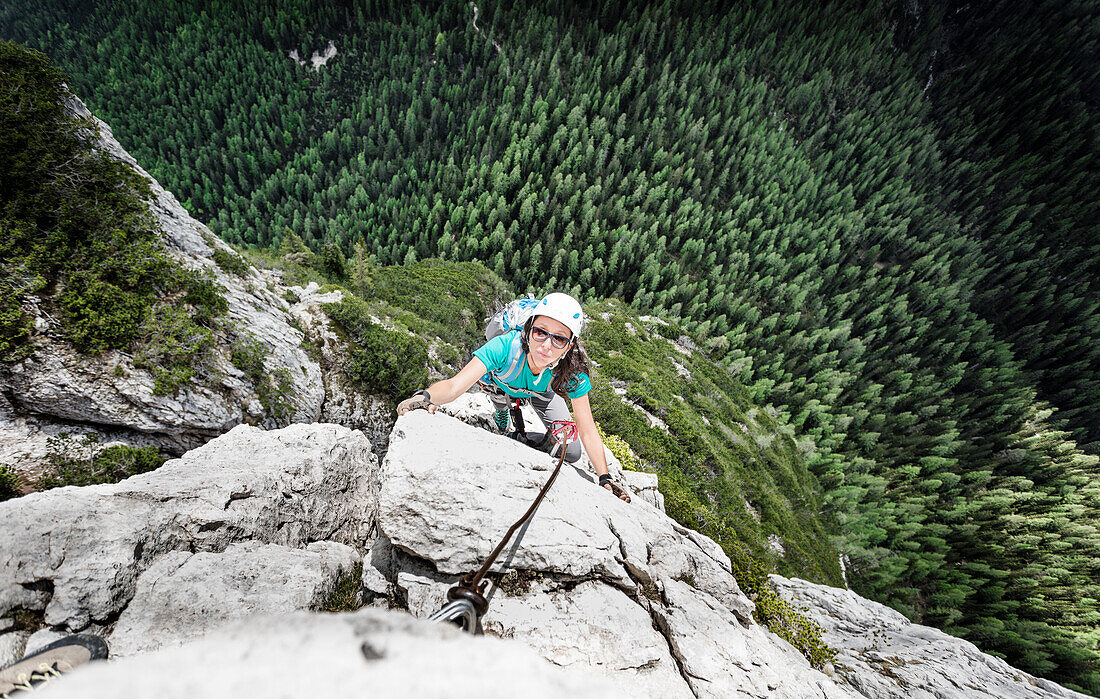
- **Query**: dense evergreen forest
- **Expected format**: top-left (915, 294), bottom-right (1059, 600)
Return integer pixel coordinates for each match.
top-left (3, 0), bottom-right (1098, 692)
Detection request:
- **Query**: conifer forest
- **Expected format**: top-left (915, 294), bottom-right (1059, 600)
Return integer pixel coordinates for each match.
top-left (3, 0), bottom-right (1099, 693)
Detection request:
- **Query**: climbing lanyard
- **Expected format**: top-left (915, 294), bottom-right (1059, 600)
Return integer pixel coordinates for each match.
top-left (427, 415), bottom-right (569, 633)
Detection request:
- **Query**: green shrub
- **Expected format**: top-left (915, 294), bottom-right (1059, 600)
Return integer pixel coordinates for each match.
top-left (324, 296), bottom-right (429, 401)
top-left (0, 464), bottom-right (23, 501)
top-left (0, 43), bottom-right (172, 358)
top-left (0, 43), bottom-right (228, 396)
top-left (182, 271), bottom-right (229, 326)
top-left (212, 248), bottom-right (249, 276)
top-left (231, 336), bottom-right (266, 377)
top-left (0, 285), bottom-right (33, 363)
top-left (754, 584), bottom-right (836, 669)
top-left (134, 305), bottom-right (215, 395)
top-left (319, 242), bottom-right (348, 280)
top-left (36, 434), bottom-right (164, 490)
top-left (355, 259), bottom-right (510, 350)
top-left (232, 336), bottom-right (295, 422)
top-left (596, 422), bottom-right (642, 471)
top-left (320, 563), bottom-right (364, 612)
top-left (60, 269), bottom-right (152, 353)
top-left (260, 367), bottom-right (295, 421)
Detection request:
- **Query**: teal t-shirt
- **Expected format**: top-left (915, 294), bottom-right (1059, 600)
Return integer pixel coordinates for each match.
top-left (474, 330), bottom-right (592, 400)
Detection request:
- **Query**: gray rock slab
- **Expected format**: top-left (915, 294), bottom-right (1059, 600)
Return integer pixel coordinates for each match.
top-left (0, 424), bottom-right (377, 632)
top-left (34, 609), bottom-right (630, 699)
top-left (483, 579), bottom-right (694, 698)
top-left (654, 576), bottom-right (853, 698)
top-left (380, 412), bottom-right (752, 625)
top-left (376, 413), bottom-right (859, 698)
top-left (771, 575), bottom-right (1091, 699)
top-left (109, 541), bottom-right (359, 657)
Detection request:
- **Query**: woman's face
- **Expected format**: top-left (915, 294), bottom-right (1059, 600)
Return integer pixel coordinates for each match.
top-left (528, 315), bottom-right (573, 372)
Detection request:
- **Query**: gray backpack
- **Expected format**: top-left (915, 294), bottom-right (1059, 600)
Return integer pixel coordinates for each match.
top-left (484, 295), bottom-right (541, 340)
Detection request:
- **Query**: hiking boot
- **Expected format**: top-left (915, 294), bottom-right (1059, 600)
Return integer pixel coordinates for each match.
top-left (0, 635), bottom-right (108, 697)
top-left (493, 409), bottom-right (510, 432)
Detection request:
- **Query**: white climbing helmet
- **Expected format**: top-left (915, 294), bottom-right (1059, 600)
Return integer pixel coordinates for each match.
top-left (535, 292), bottom-right (585, 338)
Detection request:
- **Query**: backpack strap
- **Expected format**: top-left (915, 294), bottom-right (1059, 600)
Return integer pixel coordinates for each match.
top-left (494, 332), bottom-right (528, 385)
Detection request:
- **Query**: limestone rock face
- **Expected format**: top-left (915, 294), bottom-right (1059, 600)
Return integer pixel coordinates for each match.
top-left (108, 540), bottom-right (360, 657)
top-left (288, 282), bottom-right (395, 457)
top-left (0, 96), bottom-right (323, 461)
top-left (1, 419), bottom-right (1088, 699)
top-left (771, 575), bottom-right (1093, 699)
top-left (0, 424), bottom-right (376, 636)
top-left (33, 610), bottom-right (629, 699)
top-left (371, 412), bottom-right (848, 699)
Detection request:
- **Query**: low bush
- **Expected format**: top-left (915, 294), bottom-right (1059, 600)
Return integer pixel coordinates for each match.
top-left (0, 43), bottom-right (228, 396)
top-left (232, 335), bottom-right (294, 422)
top-left (134, 305), bottom-right (215, 395)
top-left (353, 258), bottom-right (510, 351)
top-left (212, 248), bottom-right (249, 276)
top-left (36, 433), bottom-right (164, 490)
top-left (324, 296), bottom-right (428, 401)
top-left (182, 271), bottom-right (229, 326)
top-left (0, 464), bottom-right (22, 501)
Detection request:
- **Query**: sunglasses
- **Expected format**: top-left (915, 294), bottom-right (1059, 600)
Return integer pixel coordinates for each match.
top-left (530, 325), bottom-right (572, 350)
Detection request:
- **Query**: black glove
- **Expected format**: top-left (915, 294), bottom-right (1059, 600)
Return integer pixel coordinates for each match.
top-left (598, 473), bottom-right (631, 503)
top-left (397, 389), bottom-right (435, 415)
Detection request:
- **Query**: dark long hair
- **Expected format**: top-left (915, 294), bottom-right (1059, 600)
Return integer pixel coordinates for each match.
top-left (521, 316), bottom-right (591, 399)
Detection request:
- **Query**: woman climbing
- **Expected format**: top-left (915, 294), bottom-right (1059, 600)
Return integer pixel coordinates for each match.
top-left (397, 292), bottom-right (630, 501)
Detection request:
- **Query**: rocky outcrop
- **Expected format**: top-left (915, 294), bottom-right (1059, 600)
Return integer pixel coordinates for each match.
top-left (287, 282), bottom-right (394, 457)
top-left (368, 412), bottom-right (846, 699)
top-left (34, 609), bottom-right (629, 699)
top-left (0, 423), bottom-right (376, 663)
top-left (771, 576), bottom-right (1093, 699)
top-left (1, 418), bottom-right (1087, 699)
top-left (108, 540), bottom-right (359, 658)
top-left (0, 96), bottom-right (324, 463)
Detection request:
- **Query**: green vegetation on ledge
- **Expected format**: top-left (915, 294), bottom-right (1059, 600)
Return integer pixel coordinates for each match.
top-left (320, 562), bottom-right (364, 613)
top-left (323, 294), bottom-right (430, 402)
top-left (0, 42), bottom-right (227, 396)
top-left (582, 298), bottom-right (838, 666)
top-left (35, 433), bottom-right (165, 490)
top-left (231, 334), bottom-right (295, 421)
top-left (0, 465), bottom-right (23, 502)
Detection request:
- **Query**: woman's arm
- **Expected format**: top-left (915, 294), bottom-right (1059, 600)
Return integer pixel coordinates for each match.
top-left (570, 393), bottom-right (629, 501)
top-left (396, 357), bottom-right (489, 415)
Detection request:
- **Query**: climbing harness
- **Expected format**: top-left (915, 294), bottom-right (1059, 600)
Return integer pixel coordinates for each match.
top-left (509, 397), bottom-right (529, 444)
